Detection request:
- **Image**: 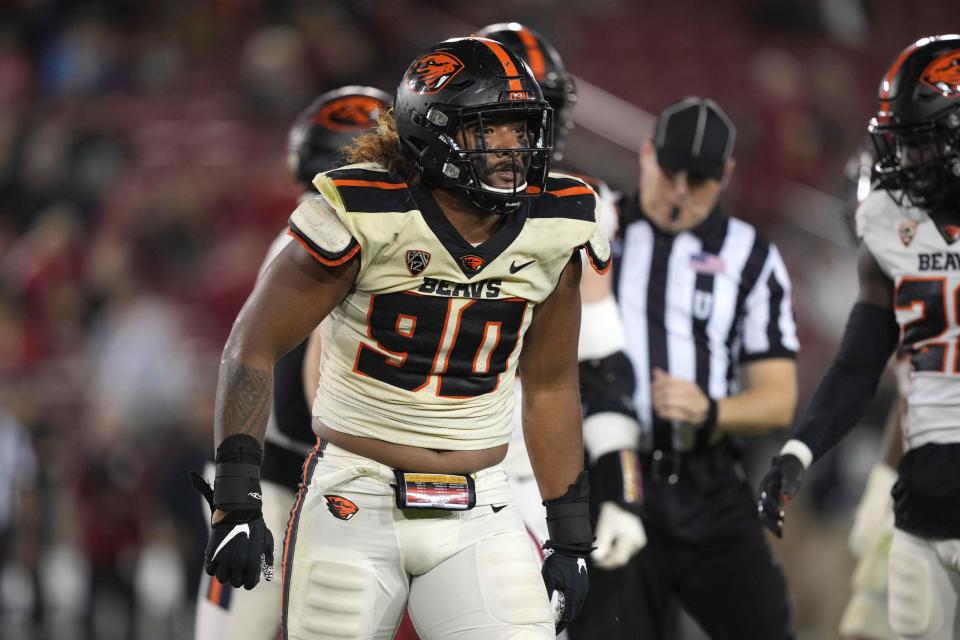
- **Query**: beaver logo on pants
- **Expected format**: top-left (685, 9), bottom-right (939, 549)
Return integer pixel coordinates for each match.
top-left (324, 495), bottom-right (359, 521)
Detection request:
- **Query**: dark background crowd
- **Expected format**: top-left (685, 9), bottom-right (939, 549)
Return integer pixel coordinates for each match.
top-left (1, 1), bottom-right (959, 638)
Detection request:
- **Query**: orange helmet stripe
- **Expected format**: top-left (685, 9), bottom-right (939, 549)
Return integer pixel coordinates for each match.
top-left (516, 27), bottom-right (547, 80)
top-left (881, 41), bottom-right (923, 101)
top-left (475, 38), bottom-right (523, 92)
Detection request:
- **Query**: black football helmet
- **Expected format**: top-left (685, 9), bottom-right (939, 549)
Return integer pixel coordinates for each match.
top-left (394, 37), bottom-right (553, 215)
top-left (287, 85), bottom-right (392, 190)
top-left (473, 22), bottom-right (577, 161)
top-left (869, 35), bottom-right (960, 216)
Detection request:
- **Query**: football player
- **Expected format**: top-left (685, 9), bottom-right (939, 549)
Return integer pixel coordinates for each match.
top-left (192, 85), bottom-right (390, 640)
top-left (837, 141), bottom-right (900, 640)
top-left (472, 21), bottom-right (646, 575)
top-left (197, 37), bottom-right (607, 639)
top-left (759, 34), bottom-right (960, 640)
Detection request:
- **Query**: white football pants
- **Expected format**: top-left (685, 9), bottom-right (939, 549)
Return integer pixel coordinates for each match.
top-left (281, 442), bottom-right (553, 640)
top-left (888, 528), bottom-right (960, 640)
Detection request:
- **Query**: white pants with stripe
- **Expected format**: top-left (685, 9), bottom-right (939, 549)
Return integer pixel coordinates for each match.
top-left (281, 443), bottom-right (553, 640)
top-left (195, 462), bottom-right (294, 640)
top-left (888, 528), bottom-right (960, 640)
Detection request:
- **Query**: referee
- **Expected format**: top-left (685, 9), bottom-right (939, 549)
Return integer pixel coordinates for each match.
top-left (569, 97), bottom-right (798, 639)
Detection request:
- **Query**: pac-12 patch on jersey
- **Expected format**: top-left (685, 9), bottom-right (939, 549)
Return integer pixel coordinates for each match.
top-left (288, 163), bottom-right (601, 450)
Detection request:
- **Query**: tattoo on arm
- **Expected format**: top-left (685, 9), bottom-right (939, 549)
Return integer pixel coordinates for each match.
top-left (214, 359), bottom-right (272, 445)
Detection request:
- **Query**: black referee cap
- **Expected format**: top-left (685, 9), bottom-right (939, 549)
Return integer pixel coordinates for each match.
top-left (654, 97), bottom-right (736, 182)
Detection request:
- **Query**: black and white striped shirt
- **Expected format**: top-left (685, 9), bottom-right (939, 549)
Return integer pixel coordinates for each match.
top-left (615, 195), bottom-right (799, 452)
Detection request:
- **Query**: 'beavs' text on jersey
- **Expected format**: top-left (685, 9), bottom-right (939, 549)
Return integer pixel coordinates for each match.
top-left (857, 189), bottom-right (960, 450)
top-left (288, 163), bottom-right (606, 450)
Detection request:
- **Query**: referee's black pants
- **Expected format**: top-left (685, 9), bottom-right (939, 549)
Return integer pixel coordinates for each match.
top-left (568, 444), bottom-right (794, 640)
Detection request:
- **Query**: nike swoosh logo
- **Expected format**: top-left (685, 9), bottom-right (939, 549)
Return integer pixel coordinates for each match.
top-left (214, 523), bottom-right (250, 560)
top-left (509, 259), bottom-right (535, 274)
top-left (491, 504), bottom-right (507, 513)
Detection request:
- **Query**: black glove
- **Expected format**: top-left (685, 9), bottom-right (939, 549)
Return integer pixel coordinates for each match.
top-left (542, 471), bottom-right (594, 633)
top-left (542, 548), bottom-right (589, 632)
top-left (191, 472), bottom-right (274, 589)
top-left (191, 434), bottom-right (274, 590)
top-left (757, 453), bottom-right (805, 538)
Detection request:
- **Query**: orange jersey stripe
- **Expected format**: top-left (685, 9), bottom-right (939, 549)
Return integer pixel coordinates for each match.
top-left (588, 251), bottom-right (612, 275)
top-left (332, 179), bottom-right (407, 190)
top-left (516, 28), bottom-right (546, 79)
top-left (476, 38), bottom-right (523, 92)
top-left (280, 441), bottom-right (321, 640)
top-left (287, 230), bottom-right (360, 267)
top-left (208, 578), bottom-right (223, 605)
top-left (548, 186), bottom-right (594, 197)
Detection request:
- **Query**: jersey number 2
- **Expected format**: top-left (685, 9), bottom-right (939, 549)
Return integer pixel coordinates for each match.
top-left (895, 276), bottom-right (960, 373)
top-left (354, 292), bottom-right (528, 397)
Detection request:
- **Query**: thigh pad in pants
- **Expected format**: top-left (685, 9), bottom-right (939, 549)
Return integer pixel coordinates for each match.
top-left (888, 530), bottom-right (943, 639)
top-left (283, 450), bottom-right (407, 640)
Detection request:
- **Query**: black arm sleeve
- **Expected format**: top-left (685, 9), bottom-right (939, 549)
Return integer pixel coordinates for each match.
top-left (794, 302), bottom-right (899, 461)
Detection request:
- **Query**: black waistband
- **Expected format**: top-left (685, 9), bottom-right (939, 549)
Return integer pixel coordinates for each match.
top-left (639, 441), bottom-right (739, 484)
top-left (261, 441), bottom-right (309, 492)
top-left (894, 442), bottom-right (960, 538)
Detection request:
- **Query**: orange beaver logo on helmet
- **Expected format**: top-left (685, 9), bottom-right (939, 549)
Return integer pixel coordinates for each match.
top-left (312, 96), bottom-right (383, 132)
top-left (324, 495), bottom-right (359, 521)
top-left (407, 52), bottom-right (464, 94)
top-left (921, 50), bottom-right (960, 97)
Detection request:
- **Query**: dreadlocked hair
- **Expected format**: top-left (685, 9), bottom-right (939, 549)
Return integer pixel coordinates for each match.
top-left (343, 109), bottom-right (418, 183)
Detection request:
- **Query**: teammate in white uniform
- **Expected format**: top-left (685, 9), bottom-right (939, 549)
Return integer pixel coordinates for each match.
top-left (472, 22), bottom-right (646, 571)
top-left (196, 37), bottom-right (607, 640)
top-left (192, 86), bottom-right (390, 640)
top-left (759, 34), bottom-right (960, 640)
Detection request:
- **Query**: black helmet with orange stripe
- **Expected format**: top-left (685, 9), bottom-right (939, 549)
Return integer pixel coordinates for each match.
top-left (869, 35), bottom-right (960, 216)
top-left (473, 23), bottom-right (577, 161)
top-left (287, 85), bottom-right (392, 190)
top-left (394, 37), bottom-right (553, 215)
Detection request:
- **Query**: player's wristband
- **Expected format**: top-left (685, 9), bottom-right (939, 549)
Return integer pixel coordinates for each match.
top-left (779, 439), bottom-right (813, 470)
top-left (213, 434), bottom-right (265, 513)
top-left (543, 471), bottom-right (594, 554)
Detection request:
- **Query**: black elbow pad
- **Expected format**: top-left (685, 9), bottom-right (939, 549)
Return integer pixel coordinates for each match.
top-left (578, 351), bottom-right (637, 418)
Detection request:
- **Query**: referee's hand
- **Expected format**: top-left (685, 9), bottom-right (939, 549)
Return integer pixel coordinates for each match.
top-left (651, 368), bottom-right (710, 425)
top-left (757, 454), bottom-right (805, 537)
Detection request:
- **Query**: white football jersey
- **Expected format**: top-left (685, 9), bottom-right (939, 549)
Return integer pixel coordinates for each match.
top-left (289, 163), bottom-right (608, 450)
top-left (857, 189), bottom-right (960, 449)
